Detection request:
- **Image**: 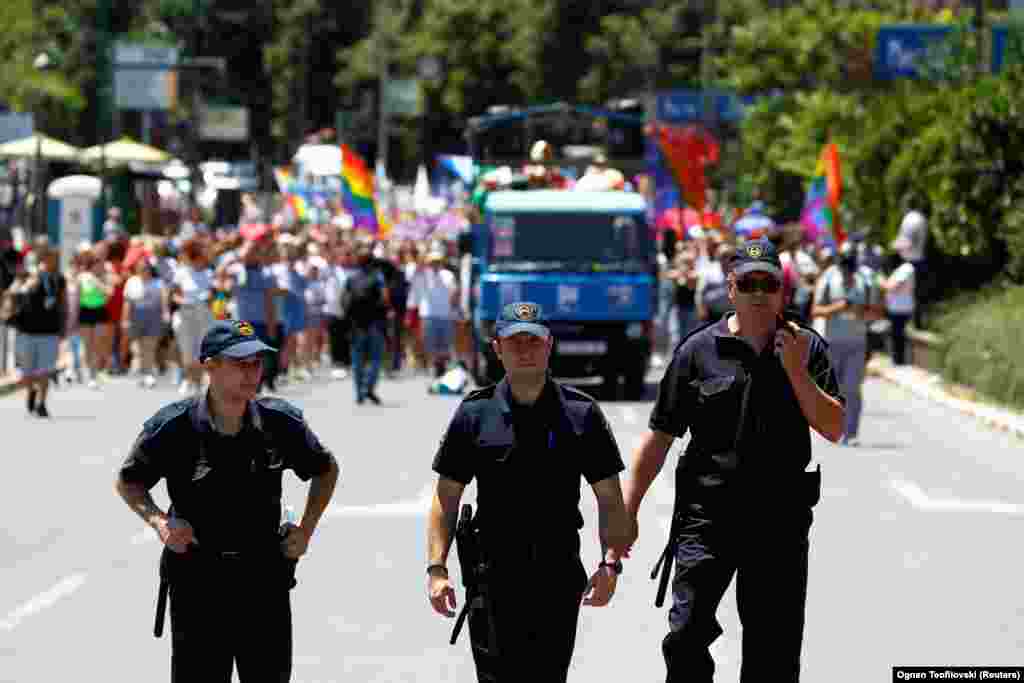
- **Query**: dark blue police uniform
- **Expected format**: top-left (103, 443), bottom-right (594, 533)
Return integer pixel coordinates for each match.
top-left (649, 312), bottom-right (842, 683)
top-left (119, 394), bottom-right (335, 683)
top-left (434, 376), bottom-right (625, 682)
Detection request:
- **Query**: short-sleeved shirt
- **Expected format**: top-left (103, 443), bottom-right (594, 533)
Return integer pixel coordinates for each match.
top-left (119, 395), bottom-right (335, 551)
top-left (433, 379), bottom-right (624, 553)
top-left (813, 265), bottom-right (881, 342)
top-left (649, 315), bottom-right (842, 504)
top-left (230, 264), bottom-right (270, 324)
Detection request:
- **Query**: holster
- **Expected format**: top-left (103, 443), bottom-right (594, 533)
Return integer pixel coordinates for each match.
top-left (449, 504), bottom-right (499, 664)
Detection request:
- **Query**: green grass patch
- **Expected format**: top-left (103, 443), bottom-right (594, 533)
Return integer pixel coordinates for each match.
top-left (935, 284), bottom-right (1024, 412)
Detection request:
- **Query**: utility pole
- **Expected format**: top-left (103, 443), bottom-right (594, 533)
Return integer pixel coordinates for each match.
top-left (96, 0), bottom-right (113, 216)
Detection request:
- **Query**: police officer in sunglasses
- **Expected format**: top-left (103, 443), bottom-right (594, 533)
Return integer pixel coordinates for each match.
top-left (624, 237), bottom-right (846, 682)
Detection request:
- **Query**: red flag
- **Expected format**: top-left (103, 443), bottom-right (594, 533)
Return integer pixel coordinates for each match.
top-left (652, 124), bottom-right (720, 213)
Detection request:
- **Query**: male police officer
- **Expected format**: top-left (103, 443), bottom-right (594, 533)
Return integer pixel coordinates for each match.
top-left (624, 238), bottom-right (845, 682)
top-left (426, 302), bottom-right (636, 682)
top-left (115, 319), bottom-right (339, 683)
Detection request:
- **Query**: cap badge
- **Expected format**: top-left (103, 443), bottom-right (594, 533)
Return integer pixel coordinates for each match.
top-left (235, 321), bottom-right (255, 337)
top-left (746, 244), bottom-right (764, 259)
top-left (514, 303), bottom-right (538, 321)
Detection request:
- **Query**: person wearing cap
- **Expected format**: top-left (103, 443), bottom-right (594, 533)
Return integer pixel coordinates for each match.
top-left (426, 301), bottom-right (635, 682)
top-left (811, 241), bottom-right (883, 447)
top-left (115, 319), bottom-right (339, 683)
top-left (624, 237), bottom-right (845, 682)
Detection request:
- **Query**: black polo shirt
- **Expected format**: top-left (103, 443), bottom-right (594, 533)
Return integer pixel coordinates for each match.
top-left (433, 378), bottom-right (624, 552)
top-left (649, 315), bottom-right (842, 499)
top-left (120, 395), bottom-right (335, 551)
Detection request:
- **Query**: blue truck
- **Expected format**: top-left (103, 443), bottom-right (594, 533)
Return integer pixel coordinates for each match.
top-left (466, 189), bottom-right (657, 398)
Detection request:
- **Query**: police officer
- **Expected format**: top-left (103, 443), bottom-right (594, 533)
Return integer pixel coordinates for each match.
top-left (624, 238), bottom-right (845, 682)
top-left (426, 302), bottom-right (636, 682)
top-left (115, 319), bottom-right (340, 683)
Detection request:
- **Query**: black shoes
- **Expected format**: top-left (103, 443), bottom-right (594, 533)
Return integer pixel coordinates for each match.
top-left (27, 389), bottom-right (36, 415)
top-left (366, 391), bottom-right (381, 405)
top-left (35, 403), bottom-right (49, 418)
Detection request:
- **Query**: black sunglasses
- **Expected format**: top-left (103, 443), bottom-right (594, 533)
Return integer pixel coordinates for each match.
top-left (736, 277), bottom-right (782, 294)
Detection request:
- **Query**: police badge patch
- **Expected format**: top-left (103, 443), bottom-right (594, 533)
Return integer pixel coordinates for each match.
top-left (746, 243), bottom-right (763, 259)
top-left (514, 303), bottom-right (539, 321)
top-left (235, 321), bottom-right (255, 336)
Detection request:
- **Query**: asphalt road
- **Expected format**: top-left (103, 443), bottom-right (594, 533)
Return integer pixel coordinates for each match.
top-left (0, 367), bottom-right (1021, 682)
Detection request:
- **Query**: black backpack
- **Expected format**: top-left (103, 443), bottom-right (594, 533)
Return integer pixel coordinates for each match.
top-left (343, 268), bottom-right (385, 327)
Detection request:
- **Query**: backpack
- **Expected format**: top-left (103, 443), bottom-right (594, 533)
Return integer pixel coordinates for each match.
top-left (343, 268), bottom-right (385, 327)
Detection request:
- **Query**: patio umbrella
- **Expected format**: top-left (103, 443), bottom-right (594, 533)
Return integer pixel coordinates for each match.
top-left (0, 134), bottom-right (80, 160)
top-left (79, 137), bottom-right (171, 166)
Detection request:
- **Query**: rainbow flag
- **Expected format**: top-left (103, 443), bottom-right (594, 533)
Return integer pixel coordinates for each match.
top-left (800, 142), bottom-right (845, 245)
top-left (341, 144), bottom-right (378, 233)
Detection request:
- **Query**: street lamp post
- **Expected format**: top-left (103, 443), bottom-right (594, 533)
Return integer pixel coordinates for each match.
top-left (33, 52), bottom-right (53, 239)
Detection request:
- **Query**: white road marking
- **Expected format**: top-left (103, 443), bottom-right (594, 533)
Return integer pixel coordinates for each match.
top-left (326, 482), bottom-right (434, 518)
top-left (0, 573), bottom-right (88, 632)
top-left (890, 478), bottom-right (1024, 515)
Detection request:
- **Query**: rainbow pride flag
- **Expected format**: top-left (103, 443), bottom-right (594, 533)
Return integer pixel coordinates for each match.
top-left (800, 142), bottom-right (845, 245)
top-left (341, 144), bottom-right (378, 233)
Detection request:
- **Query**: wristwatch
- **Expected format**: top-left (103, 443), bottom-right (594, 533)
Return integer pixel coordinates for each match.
top-left (426, 564), bottom-right (449, 576)
top-left (599, 559), bottom-right (623, 575)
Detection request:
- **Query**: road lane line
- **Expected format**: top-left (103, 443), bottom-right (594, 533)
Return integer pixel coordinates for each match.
top-left (890, 478), bottom-right (1024, 515)
top-left (0, 573), bottom-right (87, 632)
top-left (326, 482), bottom-right (434, 518)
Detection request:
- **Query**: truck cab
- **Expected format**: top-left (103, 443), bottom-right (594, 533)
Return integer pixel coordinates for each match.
top-left (468, 189), bottom-right (656, 398)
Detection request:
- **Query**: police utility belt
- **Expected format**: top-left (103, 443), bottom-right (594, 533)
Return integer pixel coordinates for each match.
top-left (648, 363), bottom-right (822, 609)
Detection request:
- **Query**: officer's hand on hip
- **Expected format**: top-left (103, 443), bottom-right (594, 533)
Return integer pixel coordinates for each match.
top-left (582, 565), bottom-right (618, 608)
top-left (156, 516), bottom-right (199, 554)
top-left (281, 525), bottom-right (311, 559)
top-left (775, 321), bottom-right (810, 375)
top-left (427, 568), bottom-right (458, 618)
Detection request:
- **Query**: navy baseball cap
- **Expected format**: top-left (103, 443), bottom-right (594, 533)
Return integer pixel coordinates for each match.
top-left (731, 237), bottom-right (782, 279)
top-left (199, 320), bottom-right (276, 362)
top-left (495, 302), bottom-right (550, 339)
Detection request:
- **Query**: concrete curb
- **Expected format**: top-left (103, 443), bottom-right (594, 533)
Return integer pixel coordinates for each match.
top-left (868, 358), bottom-right (1024, 441)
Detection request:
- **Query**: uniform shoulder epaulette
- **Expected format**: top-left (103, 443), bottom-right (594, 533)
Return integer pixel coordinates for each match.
top-left (254, 396), bottom-right (305, 423)
top-left (671, 319), bottom-right (719, 356)
top-left (141, 398), bottom-right (193, 438)
top-left (462, 385), bottom-right (496, 402)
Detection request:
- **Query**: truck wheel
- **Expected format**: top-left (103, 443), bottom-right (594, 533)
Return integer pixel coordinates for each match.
top-left (624, 371), bottom-right (646, 401)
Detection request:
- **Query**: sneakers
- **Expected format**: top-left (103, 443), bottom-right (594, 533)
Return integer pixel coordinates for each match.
top-left (366, 391), bottom-right (382, 406)
top-left (143, 374), bottom-right (157, 389)
top-left (331, 368), bottom-right (349, 381)
top-left (87, 379), bottom-right (100, 390)
top-left (35, 402), bottom-right (49, 418)
top-left (27, 388), bottom-right (36, 415)
top-left (842, 435), bottom-right (862, 447)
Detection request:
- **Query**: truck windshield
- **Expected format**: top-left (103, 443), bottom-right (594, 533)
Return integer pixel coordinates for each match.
top-left (488, 211), bottom-right (653, 273)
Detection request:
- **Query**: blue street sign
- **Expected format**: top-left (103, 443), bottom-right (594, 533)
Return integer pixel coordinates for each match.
top-left (873, 25), bottom-right (955, 80)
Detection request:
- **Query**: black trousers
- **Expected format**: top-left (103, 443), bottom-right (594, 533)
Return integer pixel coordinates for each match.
top-left (326, 314), bottom-right (351, 367)
top-left (169, 572), bottom-right (293, 683)
top-left (468, 559), bottom-right (587, 682)
top-left (663, 510), bottom-right (812, 683)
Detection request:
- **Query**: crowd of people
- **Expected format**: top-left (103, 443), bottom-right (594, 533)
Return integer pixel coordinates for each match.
top-left (0, 205), bottom-right (470, 417)
top-left (654, 210), bottom-right (922, 447)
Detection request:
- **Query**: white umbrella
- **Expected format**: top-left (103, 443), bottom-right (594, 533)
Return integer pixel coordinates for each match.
top-left (0, 134), bottom-right (80, 160)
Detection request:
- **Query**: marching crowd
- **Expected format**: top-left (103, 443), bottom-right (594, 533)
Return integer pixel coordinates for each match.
top-left (0, 206), bottom-right (469, 417)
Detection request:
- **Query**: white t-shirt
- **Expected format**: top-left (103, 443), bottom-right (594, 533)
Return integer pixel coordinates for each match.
top-left (173, 266), bottom-right (213, 306)
top-left (124, 275), bottom-right (164, 311)
top-left (885, 262), bottom-right (916, 315)
top-left (323, 265), bottom-right (349, 317)
top-left (898, 210), bottom-right (927, 262)
top-left (408, 267), bottom-right (457, 319)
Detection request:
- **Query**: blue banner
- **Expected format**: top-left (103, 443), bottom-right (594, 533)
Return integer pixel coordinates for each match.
top-left (873, 25), bottom-right (954, 80)
top-left (656, 90), bottom-right (755, 124)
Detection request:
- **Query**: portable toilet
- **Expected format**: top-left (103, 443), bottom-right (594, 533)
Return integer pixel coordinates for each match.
top-left (47, 175), bottom-right (103, 272)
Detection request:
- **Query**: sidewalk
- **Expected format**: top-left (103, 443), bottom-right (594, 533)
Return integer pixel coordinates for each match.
top-left (867, 354), bottom-right (1024, 441)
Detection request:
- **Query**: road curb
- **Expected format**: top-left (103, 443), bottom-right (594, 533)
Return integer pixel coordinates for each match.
top-left (868, 359), bottom-right (1024, 441)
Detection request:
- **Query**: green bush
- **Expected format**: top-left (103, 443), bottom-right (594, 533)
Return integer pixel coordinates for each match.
top-left (936, 285), bottom-right (1024, 411)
